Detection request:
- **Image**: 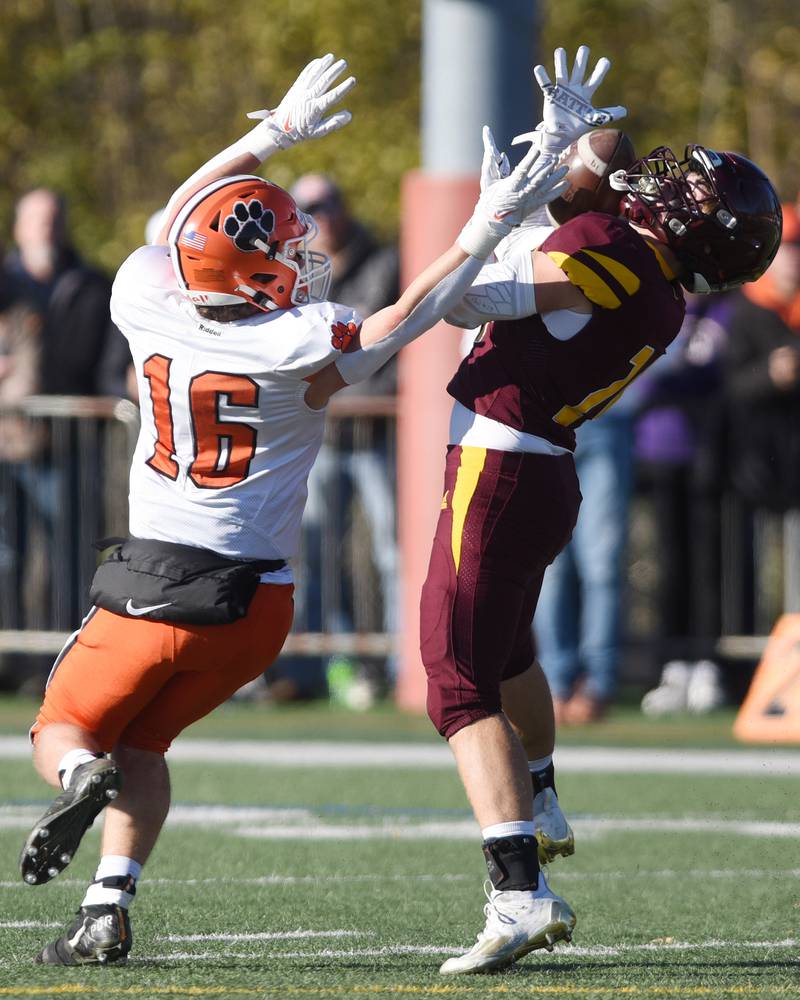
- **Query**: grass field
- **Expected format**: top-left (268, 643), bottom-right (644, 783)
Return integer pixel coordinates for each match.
top-left (0, 696), bottom-right (798, 999)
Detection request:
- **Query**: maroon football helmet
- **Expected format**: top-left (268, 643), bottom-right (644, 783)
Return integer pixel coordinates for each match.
top-left (612, 145), bottom-right (782, 292)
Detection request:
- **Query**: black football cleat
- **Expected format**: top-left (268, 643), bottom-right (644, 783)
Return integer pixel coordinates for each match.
top-left (20, 757), bottom-right (121, 886)
top-left (36, 904), bottom-right (132, 965)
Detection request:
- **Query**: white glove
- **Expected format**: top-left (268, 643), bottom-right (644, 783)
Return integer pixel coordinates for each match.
top-left (458, 142), bottom-right (569, 259)
top-left (244, 53), bottom-right (356, 158)
top-left (513, 45), bottom-right (626, 158)
top-left (479, 125), bottom-right (510, 193)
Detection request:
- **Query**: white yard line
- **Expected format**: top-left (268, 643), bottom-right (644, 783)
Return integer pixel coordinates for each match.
top-left (0, 873), bottom-right (470, 890)
top-left (0, 920), bottom-right (60, 928)
top-left (2, 802), bottom-right (800, 840)
top-left (233, 816), bottom-right (800, 840)
top-left (138, 938), bottom-right (800, 963)
top-left (164, 929), bottom-right (369, 943)
top-left (1, 868), bottom-right (799, 893)
top-left (557, 866), bottom-right (800, 880)
top-left (143, 945), bottom-right (459, 962)
top-left (1, 735), bottom-right (799, 774)
top-left (0, 936), bottom-right (795, 968)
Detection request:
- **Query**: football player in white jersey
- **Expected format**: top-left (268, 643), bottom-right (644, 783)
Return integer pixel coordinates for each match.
top-left (20, 53), bottom-right (569, 964)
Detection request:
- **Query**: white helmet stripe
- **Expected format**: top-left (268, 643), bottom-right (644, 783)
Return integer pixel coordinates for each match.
top-left (168, 174), bottom-right (265, 291)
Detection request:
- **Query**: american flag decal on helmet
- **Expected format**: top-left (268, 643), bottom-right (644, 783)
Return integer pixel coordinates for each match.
top-left (182, 230), bottom-right (207, 251)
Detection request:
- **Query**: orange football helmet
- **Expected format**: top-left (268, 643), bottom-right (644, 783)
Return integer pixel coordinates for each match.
top-left (168, 175), bottom-right (332, 312)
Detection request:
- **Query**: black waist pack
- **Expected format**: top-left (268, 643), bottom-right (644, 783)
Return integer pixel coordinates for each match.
top-left (89, 537), bottom-right (286, 625)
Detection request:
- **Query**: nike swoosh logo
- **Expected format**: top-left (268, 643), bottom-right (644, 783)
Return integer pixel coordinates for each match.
top-left (125, 599), bottom-right (172, 617)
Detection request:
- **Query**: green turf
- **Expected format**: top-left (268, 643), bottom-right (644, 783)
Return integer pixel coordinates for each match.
top-left (1, 743), bottom-right (798, 999)
top-left (0, 693), bottom-right (754, 746)
top-left (3, 762), bottom-right (800, 822)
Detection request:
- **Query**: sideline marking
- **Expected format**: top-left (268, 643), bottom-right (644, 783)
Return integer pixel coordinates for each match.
top-left (0, 874), bottom-right (471, 890)
top-left (0, 920), bottom-right (60, 929)
top-left (3, 868), bottom-right (797, 893)
top-left (165, 928), bottom-right (369, 943)
top-left (143, 937), bottom-right (799, 960)
top-left (3, 803), bottom-right (800, 841)
top-left (2, 736), bottom-right (800, 774)
top-left (0, 868), bottom-right (800, 896)
top-left (233, 816), bottom-right (800, 841)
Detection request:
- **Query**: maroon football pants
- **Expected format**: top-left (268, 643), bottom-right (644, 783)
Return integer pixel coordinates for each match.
top-left (420, 445), bottom-right (581, 739)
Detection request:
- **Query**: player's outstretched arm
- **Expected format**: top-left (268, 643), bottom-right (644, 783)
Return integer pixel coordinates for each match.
top-left (155, 54), bottom-right (355, 244)
top-left (304, 145), bottom-right (568, 409)
top-left (443, 244), bottom-right (591, 330)
top-left (445, 48), bottom-right (626, 328)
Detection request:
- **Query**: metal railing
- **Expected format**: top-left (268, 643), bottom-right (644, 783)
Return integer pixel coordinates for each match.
top-left (2, 395), bottom-right (793, 671)
top-left (716, 499), bottom-right (800, 659)
top-left (625, 488), bottom-right (800, 665)
top-left (0, 395), bottom-right (398, 663)
top-left (0, 396), bottom-right (137, 640)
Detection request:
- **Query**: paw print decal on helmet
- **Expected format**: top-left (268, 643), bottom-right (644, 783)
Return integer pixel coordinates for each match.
top-left (223, 200), bottom-right (276, 253)
top-left (331, 320), bottom-right (361, 352)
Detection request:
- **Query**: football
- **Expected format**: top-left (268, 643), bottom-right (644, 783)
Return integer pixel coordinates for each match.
top-left (547, 128), bottom-right (636, 225)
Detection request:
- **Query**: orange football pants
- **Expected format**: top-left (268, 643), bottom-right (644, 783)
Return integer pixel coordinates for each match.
top-left (31, 584), bottom-right (294, 754)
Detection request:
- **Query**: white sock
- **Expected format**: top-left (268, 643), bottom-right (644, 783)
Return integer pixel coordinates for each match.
top-left (81, 855), bottom-right (142, 909)
top-left (529, 755), bottom-right (558, 814)
top-left (57, 749), bottom-right (100, 790)
top-left (481, 820), bottom-right (536, 841)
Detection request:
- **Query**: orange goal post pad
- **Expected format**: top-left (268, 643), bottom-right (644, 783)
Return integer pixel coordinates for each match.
top-left (733, 614), bottom-right (800, 744)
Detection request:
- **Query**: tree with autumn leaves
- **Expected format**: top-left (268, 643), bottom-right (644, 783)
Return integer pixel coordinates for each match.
top-left (0, 0), bottom-right (796, 273)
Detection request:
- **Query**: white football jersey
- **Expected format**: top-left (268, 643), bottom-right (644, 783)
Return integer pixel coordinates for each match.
top-left (111, 245), bottom-right (362, 577)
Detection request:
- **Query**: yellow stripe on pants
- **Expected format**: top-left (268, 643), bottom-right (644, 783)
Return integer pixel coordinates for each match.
top-left (450, 446), bottom-right (487, 574)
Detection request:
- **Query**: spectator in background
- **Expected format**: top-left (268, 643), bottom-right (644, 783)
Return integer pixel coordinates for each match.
top-left (533, 400), bottom-right (636, 724)
top-left (723, 204), bottom-right (800, 513)
top-left (7, 188), bottom-right (129, 397)
top-left (260, 174), bottom-right (400, 702)
top-left (636, 293), bottom-right (733, 715)
top-left (718, 204), bottom-right (800, 642)
top-left (0, 267), bottom-right (43, 633)
top-left (290, 173), bottom-right (400, 321)
top-left (0, 268), bottom-right (41, 453)
top-left (5, 190), bottom-right (133, 633)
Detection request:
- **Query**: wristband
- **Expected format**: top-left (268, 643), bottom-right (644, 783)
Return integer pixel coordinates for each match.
top-left (457, 215), bottom-right (511, 260)
top-left (242, 117), bottom-right (292, 160)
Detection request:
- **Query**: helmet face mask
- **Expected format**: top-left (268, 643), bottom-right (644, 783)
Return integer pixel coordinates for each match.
top-left (286, 214), bottom-right (333, 305)
top-left (614, 145), bottom-right (782, 293)
top-left (169, 176), bottom-right (332, 313)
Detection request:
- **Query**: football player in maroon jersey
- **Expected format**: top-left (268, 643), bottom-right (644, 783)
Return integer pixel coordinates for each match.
top-left (428, 46), bottom-right (782, 975)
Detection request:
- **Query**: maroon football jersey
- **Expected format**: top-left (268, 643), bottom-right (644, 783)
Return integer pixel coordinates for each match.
top-left (447, 213), bottom-right (686, 451)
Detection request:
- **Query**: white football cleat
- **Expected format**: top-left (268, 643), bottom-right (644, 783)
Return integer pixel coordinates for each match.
top-left (440, 880), bottom-right (576, 975)
top-left (533, 787), bottom-right (575, 864)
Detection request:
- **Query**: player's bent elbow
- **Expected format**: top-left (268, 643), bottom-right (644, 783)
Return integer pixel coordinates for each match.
top-left (303, 364), bottom-right (347, 410)
top-left (443, 307), bottom-right (478, 329)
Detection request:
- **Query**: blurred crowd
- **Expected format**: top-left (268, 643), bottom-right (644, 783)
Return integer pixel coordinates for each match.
top-left (0, 188), bottom-right (129, 417)
top-left (2, 182), bottom-right (800, 720)
top-left (0, 189), bottom-right (132, 645)
top-left (539, 200), bottom-right (800, 724)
